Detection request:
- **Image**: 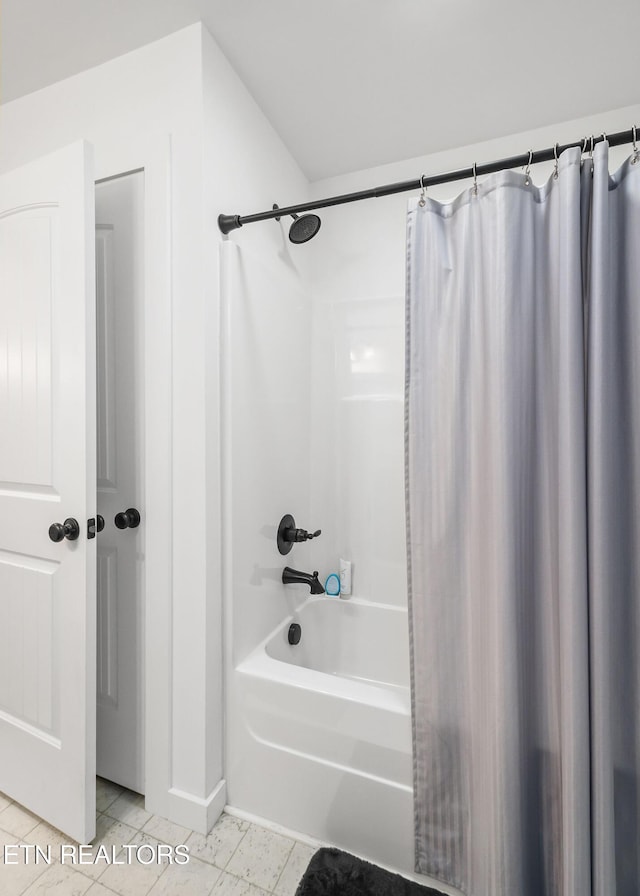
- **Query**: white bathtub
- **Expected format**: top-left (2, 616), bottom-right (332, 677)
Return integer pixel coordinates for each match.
top-left (230, 596), bottom-right (415, 872)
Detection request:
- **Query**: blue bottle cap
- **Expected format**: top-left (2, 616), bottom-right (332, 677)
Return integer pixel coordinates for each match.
top-left (324, 573), bottom-right (340, 596)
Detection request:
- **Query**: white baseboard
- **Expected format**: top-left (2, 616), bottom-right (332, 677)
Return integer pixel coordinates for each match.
top-left (146, 778), bottom-right (227, 835)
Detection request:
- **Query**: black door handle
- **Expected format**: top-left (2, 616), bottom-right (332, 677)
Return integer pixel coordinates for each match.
top-left (88, 515), bottom-right (106, 539)
top-left (49, 518), bottom-right (80, 542)
top-left (115, 508), bottom-right (141, 530)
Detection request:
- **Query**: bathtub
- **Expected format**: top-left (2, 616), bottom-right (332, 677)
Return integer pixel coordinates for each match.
top-left (230, 596), bottom-right (415, 872)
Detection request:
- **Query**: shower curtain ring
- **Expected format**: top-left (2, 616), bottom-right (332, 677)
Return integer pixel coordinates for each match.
top-left (632, 125), bottom-right (639, 164)
top-left (524, 150), bottom-right (533, 185)
top-left (472, 162), bottom-right (478, 196)
top-left (418, 174), bottom-right (428, 207)
top-left (553, 143), bottom-right (559, 180)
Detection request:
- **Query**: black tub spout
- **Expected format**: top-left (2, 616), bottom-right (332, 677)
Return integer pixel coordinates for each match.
top-left (282, 567), bottom-right (325, 595)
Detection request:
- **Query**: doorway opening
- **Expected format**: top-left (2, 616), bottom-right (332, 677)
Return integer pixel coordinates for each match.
top-left (95, 171), bottom-right (145, 795)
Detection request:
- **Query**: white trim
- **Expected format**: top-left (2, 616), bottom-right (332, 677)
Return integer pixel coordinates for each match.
top-left (93, 135), bottom-right (174, 825)
top-left (152, 779), bottom-right (227, 835)
top-left (219, 241), bottom-right (235, 777)
top-left (141, 136), bottom-right (174, 823)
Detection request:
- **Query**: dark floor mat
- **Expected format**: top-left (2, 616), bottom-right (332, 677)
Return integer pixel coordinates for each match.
top-left (295, 847), bottom-right (446, 896)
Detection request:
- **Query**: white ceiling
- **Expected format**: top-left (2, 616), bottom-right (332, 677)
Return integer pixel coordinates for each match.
top-left (2, 0), bottom-right (640, 181)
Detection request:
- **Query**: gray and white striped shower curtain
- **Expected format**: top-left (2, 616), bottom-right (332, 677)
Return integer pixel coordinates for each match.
top-left (405, 141), bottom-right (640, 896)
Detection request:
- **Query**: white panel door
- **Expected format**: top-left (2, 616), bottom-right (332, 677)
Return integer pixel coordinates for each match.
top-left (95, 172), bottom-right (145, 793)
top-left (0, 142), bottom-right (97, 843)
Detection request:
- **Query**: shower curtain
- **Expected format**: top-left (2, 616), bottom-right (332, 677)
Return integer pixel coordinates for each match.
top-left (405, 141), bottom-right (640, 896)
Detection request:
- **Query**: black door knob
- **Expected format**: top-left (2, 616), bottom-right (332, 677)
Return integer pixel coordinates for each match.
top-left (97, 514), bottom-right (105, 532)
top-left (49, 518), bottom-right (80, 542)
top-left (114, 508), bottom-right (141, 530)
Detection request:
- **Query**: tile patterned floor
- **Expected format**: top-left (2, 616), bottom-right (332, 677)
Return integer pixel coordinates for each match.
top-left (0, 779), bottom-right (317, 896)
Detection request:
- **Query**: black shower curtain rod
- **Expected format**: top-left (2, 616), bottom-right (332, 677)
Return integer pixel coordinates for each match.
top-left (218, 127), bottom-right (639, 235)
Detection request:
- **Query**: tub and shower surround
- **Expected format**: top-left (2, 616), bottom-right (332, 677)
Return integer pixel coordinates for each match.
top-left (221, 159), bottom-right (415, 873)
top-left (229, 596), bottom-right (413, 871)
top-left (222, 118), bottom-right (640, 896)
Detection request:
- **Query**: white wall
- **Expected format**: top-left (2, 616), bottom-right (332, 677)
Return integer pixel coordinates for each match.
top-left (0, 24), bottom-right (216, 831)
top-left (201, 28), bottom-right (322, 810)
top-left (0, 17), bottom-right (322, 837)
top-left (308, 102), bottom-right (640, 612)
top-left (0, 21), bottom-right (314, 836)
top-left (202, 26), bottom-right (313, 670)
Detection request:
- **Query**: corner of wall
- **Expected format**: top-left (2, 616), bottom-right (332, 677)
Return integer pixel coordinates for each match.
top-left (201, 19), bottom-right (317, 816)
top-left (145, 779), bottom-right (227, 837)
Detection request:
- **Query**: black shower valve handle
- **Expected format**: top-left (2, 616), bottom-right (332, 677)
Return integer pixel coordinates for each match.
top-left (277, 514), bottom-right (321, 555)
top-left (291, 527), bottom-right (322, 543)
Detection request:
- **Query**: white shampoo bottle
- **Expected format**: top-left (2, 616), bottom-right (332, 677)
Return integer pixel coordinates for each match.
top-left (339, 558), bottom-right (352, 597)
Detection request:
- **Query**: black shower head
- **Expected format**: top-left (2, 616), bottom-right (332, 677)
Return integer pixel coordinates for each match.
top-left (288, 212), bottom-right (321, 244)
top-left (272, 204), bottom-right (321, 244)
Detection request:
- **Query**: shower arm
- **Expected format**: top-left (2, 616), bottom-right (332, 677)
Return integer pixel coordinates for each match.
top-left (218, 127), bottom-right (639, 235)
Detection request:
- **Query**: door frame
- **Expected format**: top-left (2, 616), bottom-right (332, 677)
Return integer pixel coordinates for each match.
top-left (95, 138), bottom-right (173, 818)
